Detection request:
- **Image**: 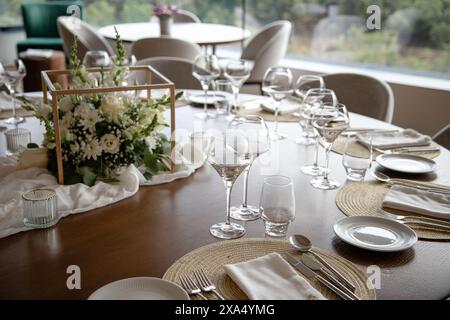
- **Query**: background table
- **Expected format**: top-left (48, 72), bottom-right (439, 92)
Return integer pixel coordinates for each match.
top-left (99, 22), bottom-right (251, 53)
top-left (0, 94), bottom-right (449, 299)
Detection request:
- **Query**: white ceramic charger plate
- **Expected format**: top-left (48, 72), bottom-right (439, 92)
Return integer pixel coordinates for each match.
top-left (334, 216), bottom-right (417, 252)
top-left (88, 277), bottom-right (190, 300)
top-left (376, 154), bottom-right (437, 174)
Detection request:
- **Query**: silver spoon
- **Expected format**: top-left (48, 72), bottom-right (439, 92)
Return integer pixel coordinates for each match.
top-left (289, 234), bottom-right (356, 291)
top-left (302, 254), bottom-right (361, 300)
top-left (372, 171), bottom-right (450, 194)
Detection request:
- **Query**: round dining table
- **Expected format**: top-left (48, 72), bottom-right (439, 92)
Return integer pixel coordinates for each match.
top-left (0, 92), bottom-right (449, 300)
top-left (99, 22), bottom-right (251, 53)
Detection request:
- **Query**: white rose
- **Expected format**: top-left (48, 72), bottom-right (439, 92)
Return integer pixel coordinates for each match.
top-left (100, 134), bottom-right (120, 154)
top-left (59, 96), bottom-right (74, 112)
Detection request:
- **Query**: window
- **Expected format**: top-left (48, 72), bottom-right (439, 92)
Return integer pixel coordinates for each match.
top-left (1, 0), bottom-right (449, 79)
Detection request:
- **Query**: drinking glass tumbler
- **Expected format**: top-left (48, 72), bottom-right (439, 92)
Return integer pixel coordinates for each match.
top-left (342, 136), bottom-right (372, 181)
top-left (260, 176), bottom-right (295, 238)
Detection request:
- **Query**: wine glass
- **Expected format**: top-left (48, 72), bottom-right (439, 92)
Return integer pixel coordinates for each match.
top-left (82, 50), bottom-right (111, 68)
top-left (300, 88), bottom-right (338, 176)
top-left (230, 116), bottom-right (271, 221)
top-left (0, 59), bottom-right (27, 125)
top-left (192, 54), bottom-right (220, 120)
top-left (224, 59), bottom-right (251, 121)
top-left (295, 75), bottom-right (325, 145)
top-left (208, 129), bottom-right (253, 239)
top-left (262, 67), bottom-right (293, 140)
top-left (260, 175), bottom-right (295, 238)
top-left (310, 103), bottom-right (350, 190)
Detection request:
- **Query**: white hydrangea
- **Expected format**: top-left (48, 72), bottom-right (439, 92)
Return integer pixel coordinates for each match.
top-left (100, 134), bottom-right (120, 154)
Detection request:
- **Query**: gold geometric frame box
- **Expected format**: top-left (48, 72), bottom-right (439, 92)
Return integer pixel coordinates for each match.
top-left (41, 65), bottom-right (176, 184)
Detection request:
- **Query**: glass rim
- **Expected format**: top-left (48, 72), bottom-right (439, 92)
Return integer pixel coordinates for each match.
top-left (263, 175), bottom-right (293, 187)
top-left (22, 188), bottom-right (56, 201)
top-left (5, 128), bottom-right (30, 136)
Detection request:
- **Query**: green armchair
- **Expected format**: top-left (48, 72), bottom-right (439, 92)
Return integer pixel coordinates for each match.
top-left (17, 1), bottom-right (85, 53)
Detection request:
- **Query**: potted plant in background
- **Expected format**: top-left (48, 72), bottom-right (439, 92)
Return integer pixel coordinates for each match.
top-left (153, 4), bottom-right (178, 36)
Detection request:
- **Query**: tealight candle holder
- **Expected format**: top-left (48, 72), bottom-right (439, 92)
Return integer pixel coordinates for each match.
top-left (5, 127), bottom-right (31, 156)
top-left (22, 189), bottom-right (59, 228)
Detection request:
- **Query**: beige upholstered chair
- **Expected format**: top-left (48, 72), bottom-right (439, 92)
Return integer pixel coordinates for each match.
top-left (173, 9), bottom-right (201, 23)
top-left (131, 37), bottom-right (202, 61)
top-left (323, 73), bottom-right (395, 123)
top-left (240, 21), bottom-right (292, 85)
top-left (57, 16), bottom-right (114, 61)
top-left (433, 124), bottom-right (450, 149)
top-left (132, 57), bottom-right (201, 90)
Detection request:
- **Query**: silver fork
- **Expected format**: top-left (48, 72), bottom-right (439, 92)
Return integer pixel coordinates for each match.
top-left (193, 269), bottom-right (225, 300)
top-left (179, 274), bottom-right (207, 300)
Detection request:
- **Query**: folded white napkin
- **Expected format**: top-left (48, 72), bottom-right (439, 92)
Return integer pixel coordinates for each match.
top-left (357, 129), bottom-right (431, 149)
top-left (382, 185), bottom-right (450, 220)
top-left (224, 252), bottom-right (326, 300)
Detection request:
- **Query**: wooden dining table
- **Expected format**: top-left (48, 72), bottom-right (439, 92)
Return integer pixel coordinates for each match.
top-left (99, 22), bottom-right (251, 53)
top-left (0, 93), bottom-right (449, 300)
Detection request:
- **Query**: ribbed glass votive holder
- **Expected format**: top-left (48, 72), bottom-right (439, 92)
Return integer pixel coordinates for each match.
top-left (5, 128), bottom-right (31, 156)
top-left (22, 189), bottom-right (59, 228)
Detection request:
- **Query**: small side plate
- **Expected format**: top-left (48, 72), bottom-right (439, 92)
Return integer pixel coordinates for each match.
top-left (376, 154), bottom-right (437, 174)
top-left (333, 216), bottom-right (417, 252)
top-left (88, 277), bottom-right (190, 300)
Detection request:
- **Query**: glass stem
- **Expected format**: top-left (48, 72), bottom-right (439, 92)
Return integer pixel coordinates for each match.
top-left (202, 83), bottom-right (209, 115)
top-left (313, 137), bottom-right (320, 168)
top-left (11, 88), bottom-right (16, 120)
top-left (274, 100), bottom-right (280, 134)
top-left (241, 168), bottom-right (250, 208)
top-left (225, 182), bottom-right (233, 225)
top-left (232, 86), bottom-right (239, 114)
top-left (323, 142), bottom-right (332, 182)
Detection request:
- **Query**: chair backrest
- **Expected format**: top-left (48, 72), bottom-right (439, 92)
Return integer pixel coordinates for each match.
top-left (131, 57), bottom-right (201, 90)
top-left (22, 1), bottom-right (85, 38)
top-left (241, 21), bottom-right (292, 83)
top-left (173, 10), bottom-right (201, 23)
top-left (433, 124), bottom-right (450, 149)
top-left (131, 37), bottom-right (202, 61)
top-left (57, 16), bottom-right (114, 61)
top-left (323, 73), bottom-right (395, 123)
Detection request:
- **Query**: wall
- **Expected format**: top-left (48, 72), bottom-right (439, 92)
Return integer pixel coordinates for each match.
top-left (0, 28), bottom-right (25, 62)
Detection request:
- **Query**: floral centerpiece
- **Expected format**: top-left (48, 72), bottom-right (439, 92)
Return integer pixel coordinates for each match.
top-left (153, 4), bottom-right (178, 36)
top-left (22, 30), bottom-right (180, 186)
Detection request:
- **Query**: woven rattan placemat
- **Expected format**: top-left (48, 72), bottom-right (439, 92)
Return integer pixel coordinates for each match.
top-left (163, 238), bottom-right (376, 300)
top-left (336, 181), bottom-right (450, 241)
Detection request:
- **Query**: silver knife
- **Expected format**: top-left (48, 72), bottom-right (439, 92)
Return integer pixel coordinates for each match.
top-left (285, 255), bottom-right (354, 300)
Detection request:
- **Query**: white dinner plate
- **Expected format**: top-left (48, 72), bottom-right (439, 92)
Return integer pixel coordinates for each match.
top-left (88, 277), bottom-right (189, 300)
top-left (333, 216), bottom-right (417, 252)
top-left (188, 93), bottom-right (227, 106)
top-left (376, 154), bottom-right (437, 174)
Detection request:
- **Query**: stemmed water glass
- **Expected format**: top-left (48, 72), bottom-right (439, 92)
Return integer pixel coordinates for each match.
top-left (208, 129), bottom-right (253, 239)
top-left (230, 116), bottom-right (271, 221)
top-left (193, 54), bottom-right (220, 120)
top-left (82, 50), bottom-right (111, 68)
top-left (262, 67), bottom-right (293, 140)
top-left (310, 103), bottom-right (350, 190)
top-left (295, 75), bottom-right (325, 145)
top-left (224, 59), bottom-right (251, 121)
top-left (0, 59), bottom-right (27, 125)
top-left (300, 88), bottom-right (338, 176)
